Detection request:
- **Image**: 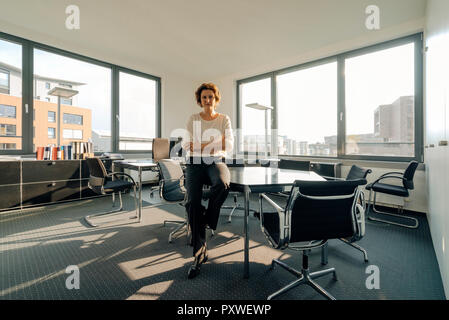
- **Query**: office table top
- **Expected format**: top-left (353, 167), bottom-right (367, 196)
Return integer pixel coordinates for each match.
top-left (228, 166), bottom-right (325, 193)
top-left (113, 159), bottom-right (158, 170)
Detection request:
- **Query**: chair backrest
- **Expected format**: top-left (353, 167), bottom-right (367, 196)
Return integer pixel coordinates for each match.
top-left (346, 165), bottom-right (372, 181)
top-left (286, 179), bottom-right (365, 243)
top-left (157, 159), bottom-right (185, 202)
top-left (152, 138), bottom-right (170, 162)
top-left (86, 157), bottom-right (108, 193)
top-left (225, 158), bottom-right (246, 167)
top-left (403, 161), bottom-right (418, 190)
top-left (278, 159), bottom-right (310, 171)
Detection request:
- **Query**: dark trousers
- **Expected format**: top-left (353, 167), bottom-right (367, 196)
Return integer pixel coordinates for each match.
top-left (185, 160), bottom-right (230, 256)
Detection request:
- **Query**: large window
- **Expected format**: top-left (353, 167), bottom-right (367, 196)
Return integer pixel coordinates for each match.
top-left (33, 48), bottom-right (111, 151)
top-left (119, 71), bottom-right (157, 151)
top-left (277, 61), bottom-right (337, 156)
top-left (0, 31), bottom-right (161, 155)
top-left (237, 34), bottom-right (423, 162)
top-left (238, 78), bottom-right (272, 155)
top-left (345, 43), bottom-right (415, 157)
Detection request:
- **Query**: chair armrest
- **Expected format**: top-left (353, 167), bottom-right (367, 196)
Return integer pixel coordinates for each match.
top-left (159, 175), bottom-right (185, 188)
top-left (260, 193), bottom-right (285, 213)
top-left (372, 174), bottom-right (406, 185)
top-left (378, 171), bottom-right (403, 179)
top-left (259, 193), bottom-right (287, 249)
top-left (108, 172), bottom-right (137, 186)
top-left (323, 176), bottom-right (345, 181)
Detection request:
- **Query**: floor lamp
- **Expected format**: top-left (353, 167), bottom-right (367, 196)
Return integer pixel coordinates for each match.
top-left (245, 103), bottom-right (273, 158)
top-left (48, 87), bottom-right (79, 146)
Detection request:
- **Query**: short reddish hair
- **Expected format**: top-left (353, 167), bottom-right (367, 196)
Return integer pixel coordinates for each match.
top-left (195, 83), bottom-right (221, 107)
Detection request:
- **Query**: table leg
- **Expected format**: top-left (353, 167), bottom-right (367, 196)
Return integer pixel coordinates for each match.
top-left (138, 167), bottom-right (142, 222)
top-left (244, 188), bottom-right (250, 279)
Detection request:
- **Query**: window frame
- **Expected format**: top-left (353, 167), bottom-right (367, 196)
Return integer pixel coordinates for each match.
top-left (236, 33), bottom-right (423, 162)
top-left (0, 31), bottom-right (162, 156)
top-left (116, 66), bottom-right (161, 154)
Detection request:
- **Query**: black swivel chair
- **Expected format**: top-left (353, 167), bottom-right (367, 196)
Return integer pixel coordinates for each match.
top-left (150, 159), bottom-right (214, 243)
top-left (279, 159), bottom-right (311, 171)
top-left (84, 157), bottom-right (138, 227)
top-left (147, 159), bottom-right (188, 243)
top-left (258, 179), bottom-right (366, 300)
top-left (325, 165), bottom-right (372, 262)
top-left (365, 161), bottom-right (419, 229)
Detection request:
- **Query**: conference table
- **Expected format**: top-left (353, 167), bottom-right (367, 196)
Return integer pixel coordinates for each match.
top-left (112, 160), bottom-right (159, 223)
top-left (228, 166), bottom-right (325, 278)
top-left (112, 159), bottom-right (325, 279)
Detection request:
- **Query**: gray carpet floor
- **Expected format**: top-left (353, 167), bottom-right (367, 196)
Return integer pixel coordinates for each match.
top-left (0, 189), bottom-right (446, 300)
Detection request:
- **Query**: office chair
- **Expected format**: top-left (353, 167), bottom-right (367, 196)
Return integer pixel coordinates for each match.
top-left (150, 159), bottom-right (214, 243)
top-left (279, 159), bottom-right (311, 171)
top-left (147, 159), bottom-right (188, 243)
top-left (265, 159), bottom-right (311, 198)
top-left (325, 165), bottom-right (372, 262)
top-left (365, 161), bottom-right (419, 229)
top-left (258, 179), bottom-right (366, 300)
top-left (149, 138), bottom-right (171, 198)
top-left (84, 157), bottom-right (138, 227)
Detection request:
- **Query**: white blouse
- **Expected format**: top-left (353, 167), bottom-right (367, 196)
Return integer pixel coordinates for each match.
top-left (182, 113), bottom-right (234, 158)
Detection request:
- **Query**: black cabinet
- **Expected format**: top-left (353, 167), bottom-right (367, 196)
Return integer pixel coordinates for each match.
top-left (0, 159), bottom-right (99, 211)
top-left (22, 181), bottom-right (80, 206)
top-left (310, 162), bottom-right (341, 178)
top-left (0, 185), bottom-right (21, 209)
top-left (22, 160), bottom-right (80, 183)
top-left (0, 161), bottom-right (21, 184)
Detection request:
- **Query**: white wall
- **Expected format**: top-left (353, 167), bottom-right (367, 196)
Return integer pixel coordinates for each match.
top-left (425, 0), bottom-right (449, 298)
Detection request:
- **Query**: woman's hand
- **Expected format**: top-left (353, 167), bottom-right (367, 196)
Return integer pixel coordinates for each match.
top-left (189, 136), bottom-right (226, 154)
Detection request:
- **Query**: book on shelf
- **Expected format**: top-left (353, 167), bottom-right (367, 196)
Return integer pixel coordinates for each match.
top-left (36, 147), bottom-right (44, 160)
top-left (36, 142), bottom-right (92, 160)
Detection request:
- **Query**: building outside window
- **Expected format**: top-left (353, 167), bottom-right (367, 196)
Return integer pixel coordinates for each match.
top-left (0, 143), bottom-right (16, 150)
top-left (48, 111), bottom-right (56, 122)
top-left (48, 127), bottom-right (56, 139)
top-left (63, 113), bottom-right (82, 125)
top-left (0, 104), bottom-right (16, 118)
top-left (63, 129), bottom-right (82, 140)
top-left (0, 124), bottom-right (16, 136)
top-left (0, 69), bottom-right (10, 94)
top-left (61, 98), bottom-right (72, 105)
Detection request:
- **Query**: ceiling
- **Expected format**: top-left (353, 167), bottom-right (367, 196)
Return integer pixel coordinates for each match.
top-left (0, 0), bottom-right (427, 80)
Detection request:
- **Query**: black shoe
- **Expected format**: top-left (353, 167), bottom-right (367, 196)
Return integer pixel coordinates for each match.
top-left (187, 247), bottom-right (208, 279)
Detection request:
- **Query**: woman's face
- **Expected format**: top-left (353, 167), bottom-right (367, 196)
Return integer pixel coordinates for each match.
top-left (200, 89), bottom-right (217, 110)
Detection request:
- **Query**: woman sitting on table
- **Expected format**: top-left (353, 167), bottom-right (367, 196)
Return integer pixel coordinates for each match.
top-left (181, 82), bottom-right (233, 279)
